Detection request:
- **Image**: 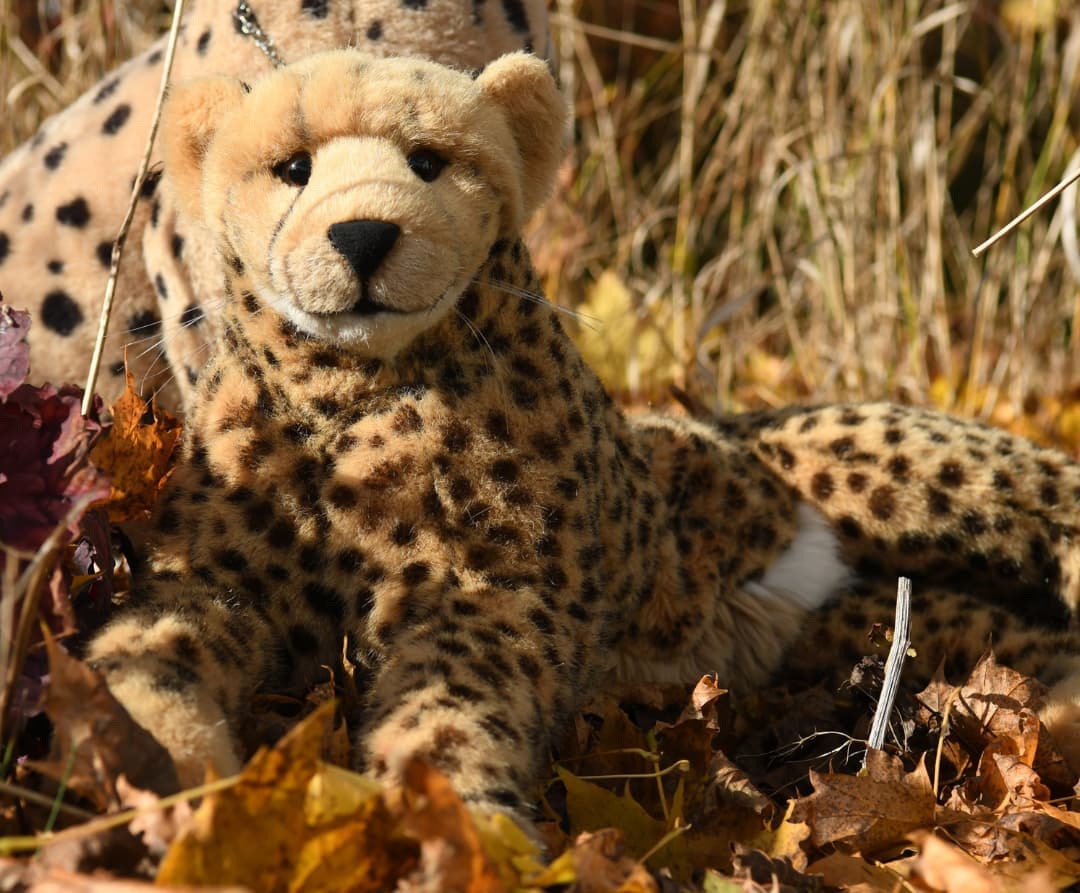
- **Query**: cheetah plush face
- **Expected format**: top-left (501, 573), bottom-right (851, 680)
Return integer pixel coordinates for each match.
top-left (162, 51), bottom-right (565, 355)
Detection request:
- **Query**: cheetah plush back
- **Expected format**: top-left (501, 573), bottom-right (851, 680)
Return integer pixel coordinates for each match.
top-left (0, 0), bottom-right (550, 409)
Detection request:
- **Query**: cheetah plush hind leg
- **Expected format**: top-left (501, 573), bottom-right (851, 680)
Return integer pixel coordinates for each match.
top-left (748, 401), bottom-right (1080, 770)
top-left (748, 402), bottom-right (1080, 607)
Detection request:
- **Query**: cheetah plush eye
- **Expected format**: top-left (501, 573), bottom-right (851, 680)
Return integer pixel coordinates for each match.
top-left (406, 148), bottom-right (448, 183)
top-left (273, 152), bottom-right (312, 187)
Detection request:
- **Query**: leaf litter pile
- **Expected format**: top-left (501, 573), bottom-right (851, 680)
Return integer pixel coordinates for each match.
top-left (3, 302), bottom-right (1080, 891)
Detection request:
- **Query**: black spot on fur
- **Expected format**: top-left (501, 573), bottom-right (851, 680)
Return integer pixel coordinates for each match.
top-left (303, 582), bottom-right (345, 620)
top-left (810, 471), bottom-right (834, 500)
top-left (20, 203), bottom-right (32, 222)
top-left (0, 233), bottom-right (8, 266)
top-left (501, 0), bottom-right (530, 33)
top-left (96, 241), bottom-right (114, 268)
top-left (41, 291), bottom-right (83, 335)
top-left (129, 309), bottom-right (161, 335)
top-left (302, 0), bottom-right (329, 16)
top-left (93, 78), bottom-right (120, 104)
top-left (829, 436), bottom-right (855, 459)
top-left (927, 487), bottom-right (951, 516)
top-left (56, 197), bottom-right (90, 228)
top-left (937, 461), bottom-right (965, 488)
top-left (181, 304), bottom-right (205, 327)
top-left (289, 625), bottom-right (319, 654)
top-left (403, 562), bottom-right (431, 585)
top-left (102, 103), bottom-right (132, 135)
top-left (366, 19), bottom-right (382, 39)
top-left (868, 486), bottom-right (895, 520)
top-left (215, 549), bottom-right (248, 572)
top-left (837, 515), bottom-right (862, 539)
top-left (442, 419), bottom-right (471, 453)
top-left (267, 519), bottom-right (296, 548)
top-left (886, 455), bottom-right (910, 482)
top-left (43, 142), bottom-right (67, 169)
top-left (197, 28), bottom-right (212, 54)
top-left (46, 259), bottom-right (62, 274)
top-left (392, 522), bottom-right (417, 546)
top-left (140, 169), bottom-right (162, 198)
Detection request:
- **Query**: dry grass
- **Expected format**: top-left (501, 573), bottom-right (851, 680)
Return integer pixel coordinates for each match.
top-left (543, 0), bottom-right (1080, 423)
top-left (0, 0), bottom-right (163, 149)
top-left (4, 0), bottom-right (1080, 423)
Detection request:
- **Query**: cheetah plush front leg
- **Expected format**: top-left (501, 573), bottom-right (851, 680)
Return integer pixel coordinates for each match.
top-left (87, 591), bottom-right (276, 788)
top-left (358, 587), bottom-right (565, 817)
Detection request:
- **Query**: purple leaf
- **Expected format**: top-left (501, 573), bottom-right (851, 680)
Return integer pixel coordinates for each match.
top-left (0, 381), bottom-right (110, 552)
top-left (0, 303), bottom-right (32, 400)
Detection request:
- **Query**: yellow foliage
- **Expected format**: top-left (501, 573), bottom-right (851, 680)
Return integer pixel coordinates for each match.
top-left (158, 705), bottom-right (416, 892)
top-left (571, 271), bottom-right (675, 400)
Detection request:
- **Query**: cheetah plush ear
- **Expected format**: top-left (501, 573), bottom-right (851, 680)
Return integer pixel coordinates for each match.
top-left (160, 77), bottom-right (247, 223)
top-left (476, 53), bottom-right (567, 226)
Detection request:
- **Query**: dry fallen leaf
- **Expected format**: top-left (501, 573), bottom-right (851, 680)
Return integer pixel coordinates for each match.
top-left (791, 751), bottom-right (935, 854)
top-left (159, 703), bottom-right (415, 892)
top-left (0, 859), bottom-right (248, 892)
top-left (528, 828), bottom-right (658, 893)
top-left (909, 832), bottom-right (1002, 893)
top-left (90, 369), bottom-right (182, 523)
top-left (917, 651), bottom-right (1073, 792)
top-left (730, 844), bottom-right (823, 892)
top-left (391, 758), bottom-right (507, 893)
top-left (558, 765), bottom-right (680, 868)
top-left (805, 851), bottom-right (903, 892)
top-left (38, 634), bottom-right (179, 808)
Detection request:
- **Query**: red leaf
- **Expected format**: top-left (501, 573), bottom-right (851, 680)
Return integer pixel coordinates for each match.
top-left (0, 381), bottom-right (110, 551)
top-left (0, 303), bottom-right (31, 399)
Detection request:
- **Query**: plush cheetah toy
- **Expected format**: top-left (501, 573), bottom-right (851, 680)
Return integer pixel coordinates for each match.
top-left (0, 0), bottom-right (550, 412)
top-left (87, 50), bottom-right (1080, 820)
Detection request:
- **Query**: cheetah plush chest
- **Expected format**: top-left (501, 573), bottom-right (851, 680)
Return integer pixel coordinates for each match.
top-left (180, 315), bottom-right (607, 624)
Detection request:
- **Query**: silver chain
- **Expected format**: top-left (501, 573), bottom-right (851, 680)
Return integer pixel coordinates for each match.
top-left (232, 1), bottom-right (286, 68)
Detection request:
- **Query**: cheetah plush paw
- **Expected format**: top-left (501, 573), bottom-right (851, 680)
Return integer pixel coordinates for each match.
top-left (1039, 669), bottom-right (1080, 777)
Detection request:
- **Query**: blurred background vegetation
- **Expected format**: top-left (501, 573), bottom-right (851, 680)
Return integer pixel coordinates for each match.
top-left (4, 0), bottom-right (1080, 445)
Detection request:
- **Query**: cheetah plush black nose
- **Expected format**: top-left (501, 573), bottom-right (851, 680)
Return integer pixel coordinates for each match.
top-left (327, 219), bottom-right (401, 282)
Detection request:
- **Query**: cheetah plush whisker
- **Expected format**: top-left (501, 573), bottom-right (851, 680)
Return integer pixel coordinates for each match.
top-left (486, 276), bottom-right (603, 332)
top-left (454, 308), bottom-right (500, 369)
top-left (86, 49), bottom-right (1080, 824)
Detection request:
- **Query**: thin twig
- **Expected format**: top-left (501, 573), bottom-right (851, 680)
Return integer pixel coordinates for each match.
top-left (971, 167), bottom-right (1080, 257)
top-left (0, 779), bottom-right (94, 820)
top-left (81, 0), bottom-right (187, 416)
top-left (0, 493), bottom-right (102, 746)
top-left (864, 577), bottom-right (912, 762)
top-left (932, 686), bottom-right (961, 800)
top-left (0, 774), bottom-right (241, 856)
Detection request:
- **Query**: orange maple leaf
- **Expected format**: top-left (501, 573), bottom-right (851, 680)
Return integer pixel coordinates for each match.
top-left (90, 369), bottom-right (182, 522)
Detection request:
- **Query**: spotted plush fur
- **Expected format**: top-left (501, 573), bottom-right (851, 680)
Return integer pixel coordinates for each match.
top-left (87, 50), bottom-right (1080, 818)
top-left (0, 0), bottom-right (549, 411)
